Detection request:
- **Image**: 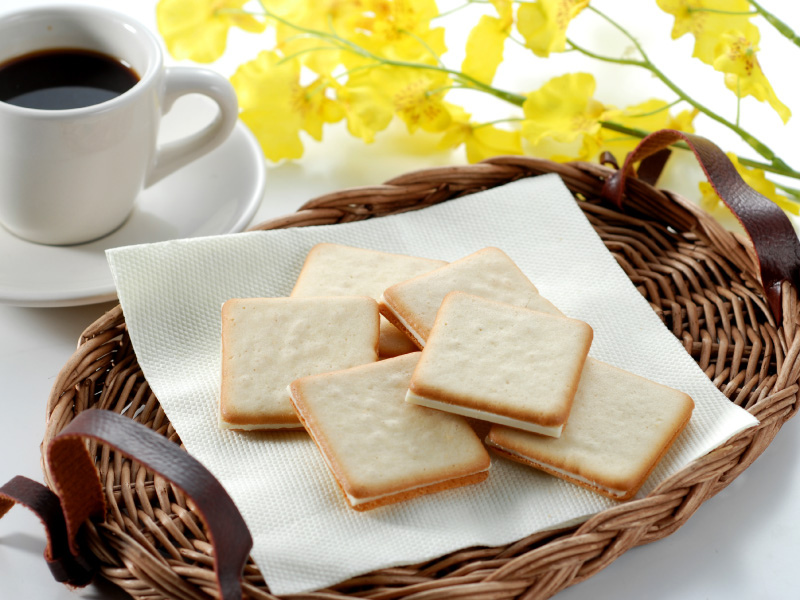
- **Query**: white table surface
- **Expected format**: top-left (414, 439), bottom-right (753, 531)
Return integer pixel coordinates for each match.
top-left (1, 1), bottom-right (799, 599)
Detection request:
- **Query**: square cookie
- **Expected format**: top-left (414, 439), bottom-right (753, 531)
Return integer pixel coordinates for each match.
top-left (379, 247), bottom-right (560, 348)
top-left (288, 353), bottom-right (491, 511)
top-left (291, 243), bottom-right (446, 358)
top-left (407, 292), bottom-right (593, 437)
top-left (220, 296), bottom-right (379, 430)
top-left (486, 358), bottom-right (695, 500)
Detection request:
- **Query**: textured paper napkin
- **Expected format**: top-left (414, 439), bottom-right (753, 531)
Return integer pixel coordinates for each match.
top-left (107, 175), bottom-right (757, 594)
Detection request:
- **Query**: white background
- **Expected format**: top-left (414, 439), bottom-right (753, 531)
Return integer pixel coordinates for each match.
top-left (0, 1), bottom-right (798, 599)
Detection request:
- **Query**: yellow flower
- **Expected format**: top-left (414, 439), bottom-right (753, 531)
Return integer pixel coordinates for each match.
top-left (522, 73), bottom-right (612, 147)
top-left (699, 153), bottom-right (798, 216)
top-left (462, 14), bottom-right (510, 84)
top-left (369, 66), bottom-right (452, 134)
top-left (157, 0), bottom-right (265, 63)
top-left (667, 108), bottom-right (700, 133)
top-left (596, 99), bottom-right (698, 164)
top-left (516, 0), bottom-right (588, 58)
top-left (713, 31), bottom-right (791, 124)
top-left (438, 105), bottom-right (522, 163)
top-left (335, 72), bottom-right (395, 143)
top-left (345, 0), bottom-right (446, 66)
top-left (231, 52), bottom-right (343, 161)
top-left (274, 0), bottom-right (366, 75)
top-left (490, 0), bottom-right (514, 22)
top-left (655, 0), bottom-right (757, 65)
top-left (335, 65), bottom-right (452, 142)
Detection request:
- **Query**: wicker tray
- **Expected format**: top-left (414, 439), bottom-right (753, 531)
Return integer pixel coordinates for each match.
top-left (43, 156), bottom-right (800, 600)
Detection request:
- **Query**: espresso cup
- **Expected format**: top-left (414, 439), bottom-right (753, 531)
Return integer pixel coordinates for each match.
top-left (0, 5), bottom-right (239, 245)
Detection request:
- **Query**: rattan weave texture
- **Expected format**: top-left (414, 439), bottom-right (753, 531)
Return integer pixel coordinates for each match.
top-left (43, 156), bottom-right (800, 600)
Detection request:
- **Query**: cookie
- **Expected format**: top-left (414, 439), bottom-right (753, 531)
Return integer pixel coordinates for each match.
top-left (288, 352), bottom-right (491, 511)
top-left (486, 358), bottom-right (695, 500)
top-left (407, 292), bottom-right (593, 437)
top-left (291, 243), bottom-right (446, 358)
top-left (219, 296), bottom-right (379, 430)
top-left (379, 247), bottom-right (560, 348)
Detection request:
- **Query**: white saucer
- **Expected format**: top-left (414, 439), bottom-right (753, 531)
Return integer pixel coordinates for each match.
top-left (0, 97), bottom-right (266, 307)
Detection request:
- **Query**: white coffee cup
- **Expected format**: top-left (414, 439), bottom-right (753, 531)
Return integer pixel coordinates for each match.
top-left (0, 5), bottom-right (239, 245)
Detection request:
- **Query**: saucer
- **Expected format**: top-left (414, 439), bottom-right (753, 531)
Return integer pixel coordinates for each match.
top-left (0, 97), bottom-right (266, 307)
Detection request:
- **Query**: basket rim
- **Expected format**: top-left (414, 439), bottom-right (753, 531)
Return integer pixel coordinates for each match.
top-left (43, 157), bottom-right (800, 600)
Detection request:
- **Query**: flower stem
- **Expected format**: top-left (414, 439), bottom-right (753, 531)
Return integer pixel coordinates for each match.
top-left (569, 6), bottom-right (794, 176)
top-left (599, 120), bottom-right (688, 149)
top-left (586, 5), bottom-right (648, 57)
top-left (474, 117), bottom-right (524, 129)
top-left (276, 45), bottom-right (340, 65)
top-left (686, 8), bottom-right (757, 16)
top-left (257, 1), bottom-right (527, 107)
top-left (600, 120), bottom-right (800, 180)
top-left (398, 28), bottom-right (446, 67)
top-left (749, 0), bottom-right (800, 49)
top-left (736, 157), bottom-right (800, 179)
top-left (774, 183), bottom-right (800, 201)
top-left (432, 0), bottom-right (477, 20)
top-left (626, 98), bottom-right (682, 119)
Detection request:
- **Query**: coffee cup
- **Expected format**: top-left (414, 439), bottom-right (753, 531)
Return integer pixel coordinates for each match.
top-left (0, 5), bottom-right (240, 245)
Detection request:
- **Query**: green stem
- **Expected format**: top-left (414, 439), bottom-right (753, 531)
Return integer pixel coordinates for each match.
top-left (587, 5), bottom-right (648, 57)
top-left (426, 84), bottom-right (470, 96)
top-left (474, 117), bottom-right (524, 129)
top-left (432, 1), bottom-right (476, 20)
top-left (599, 120), bottom-right (688, 148)
top-left (737, 157), bottom-right (800, 178)
top-left (399, 28), bottom-right (445, 67)
top-left (565, 38), bottom-right (646, 68)
top-left (331, 62), bottom-right (385, 81)
top-left (258, 1), bottom-right (526, 106)
top-left (276, 45), bottom-right (340, 65)
top-left (600, 120), bottom-right (800, 180)
top-left (568, 6), bottom-right (792, 174)
top-left (686, 8), bottom-right (757, 16)
top-left (508, 35), bottom-right (530, 50)
top-left (749, 0), bottom-right (800, 48)
top-left (626, 98), bottom-right (682, 119)
top-left (773, 183), bottom-right (800, 201)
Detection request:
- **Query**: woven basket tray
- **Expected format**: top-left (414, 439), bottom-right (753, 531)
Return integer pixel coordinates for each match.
top-left (42, 156), bottom-right (800, 600)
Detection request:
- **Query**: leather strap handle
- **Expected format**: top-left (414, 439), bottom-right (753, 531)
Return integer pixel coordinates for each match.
top-left (1, 411), bottom-right (252, 600)
top-left (0, 475), bottom-right (94, 586)
top-left (601, 129), bottom-right (800, 323)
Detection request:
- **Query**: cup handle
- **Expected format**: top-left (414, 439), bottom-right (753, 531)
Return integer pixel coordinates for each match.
top-left (145, 66), bottom-right (239, 187)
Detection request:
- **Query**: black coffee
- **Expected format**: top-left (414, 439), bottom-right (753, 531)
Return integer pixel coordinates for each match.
top-left (0, 48), bottom-right (139, 110)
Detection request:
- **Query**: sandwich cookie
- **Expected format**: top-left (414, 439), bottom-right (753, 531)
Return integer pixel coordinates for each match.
top-left (288, 353), bottom-right (491, 511)
top-left (291, 243), bottom-right (446, 358)
top-left (407, 292), bottom-right (593, 437)
top-left (219, 296), bottom-right (379, 430)
top-left (379, 247), bottom-right (560, 348)
top-left (486, 358), bottom-right (695, 500)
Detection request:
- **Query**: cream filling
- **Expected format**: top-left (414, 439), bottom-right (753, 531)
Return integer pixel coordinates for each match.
top-left (406, 390), bottom-right (563, 437)
top-left (489, 444), bottom-right (626, 498)
top-left (379, 295), bottom-right (426, 348)
top-left (219, 419), bottom-right (301, 431)
top-left (343, 465), bottom-right (490, 506)
top-left (287, 386), bottom-right (490, 506)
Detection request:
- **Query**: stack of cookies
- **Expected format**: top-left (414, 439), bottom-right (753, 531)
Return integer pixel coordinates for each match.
top-left (219, 243), bottom-right (694, 510)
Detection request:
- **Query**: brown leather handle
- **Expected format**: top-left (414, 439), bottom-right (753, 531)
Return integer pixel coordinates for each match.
top-left (0, 475), bottom-right (95, 586)
top-left (1, 411), bottom-right (252, 599)
top-left (601, 129), bottom-right (800, 323)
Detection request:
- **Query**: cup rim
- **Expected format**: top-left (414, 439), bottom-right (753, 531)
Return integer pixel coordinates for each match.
top-left (0, 4), bottom-right (163, 118)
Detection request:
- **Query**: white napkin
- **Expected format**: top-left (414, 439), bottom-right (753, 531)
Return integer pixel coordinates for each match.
top-left (107, 175), bottom-right (757, 595)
